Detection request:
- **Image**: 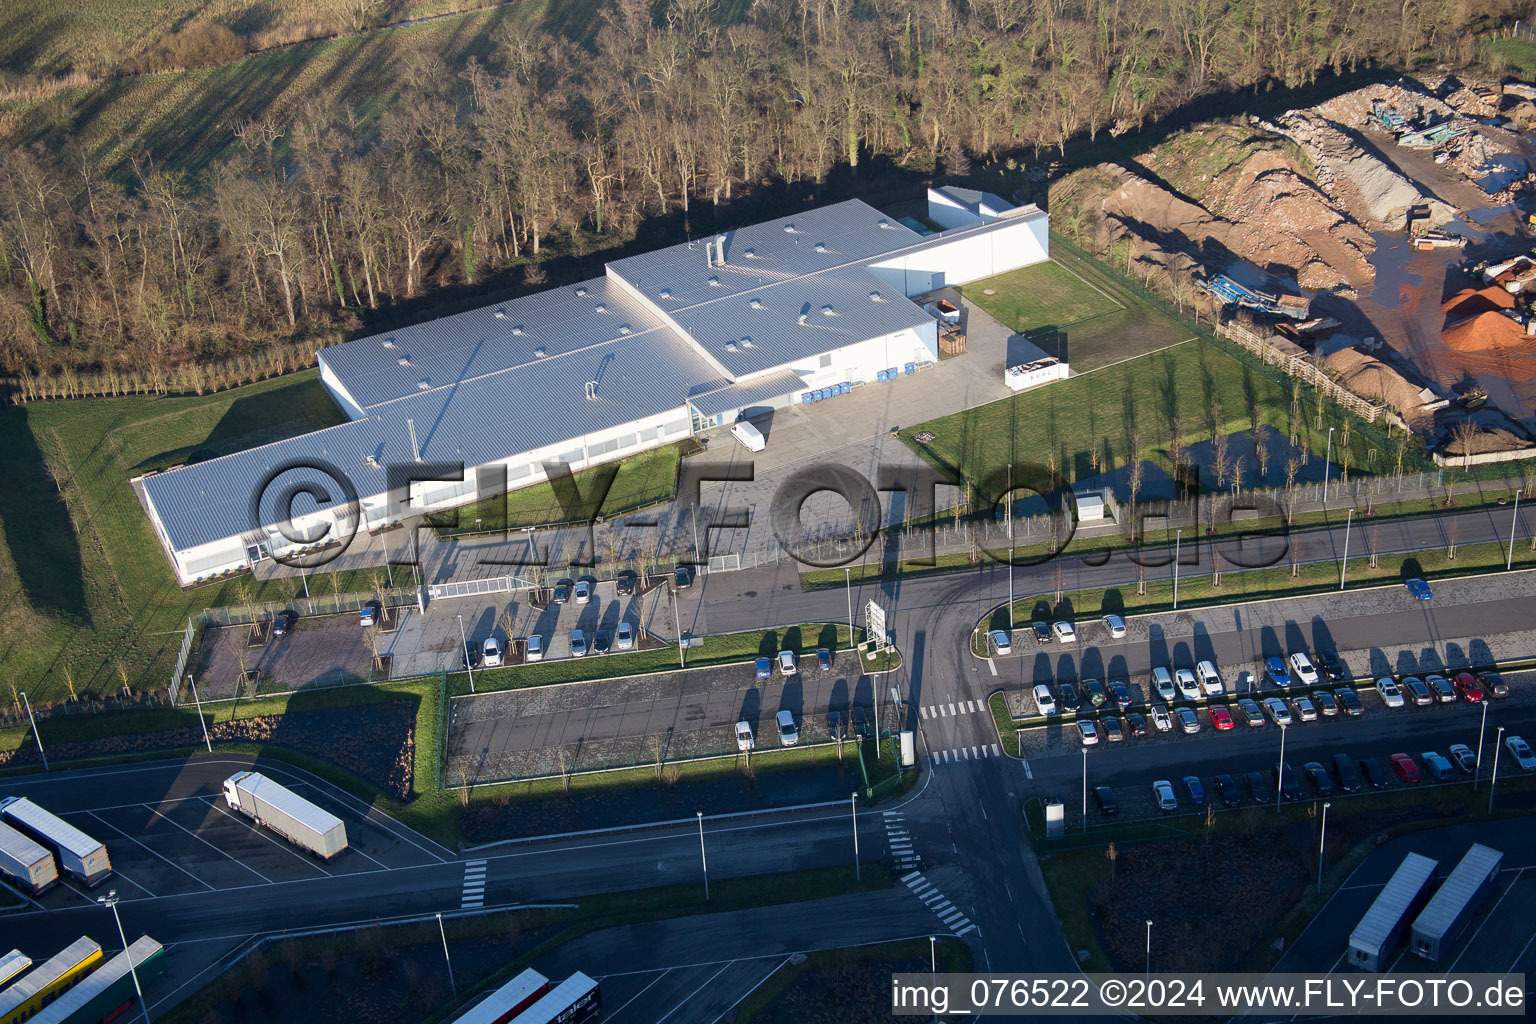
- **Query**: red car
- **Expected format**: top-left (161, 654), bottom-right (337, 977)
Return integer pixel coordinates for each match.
top-left (1208, 706), bottom-right (1235, 731)
top-left (1454, 673), bottom-right (1484, 703)
top-left (1390, 753), bottom-right (1421, 783)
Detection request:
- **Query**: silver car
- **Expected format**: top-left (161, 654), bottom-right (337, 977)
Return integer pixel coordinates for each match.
top-left (615, 621), bottom-right (635, 650)
top-left (777, 710), bottom-right (799, 746)
top-left (1264, 697), bottom-right (1293, 726)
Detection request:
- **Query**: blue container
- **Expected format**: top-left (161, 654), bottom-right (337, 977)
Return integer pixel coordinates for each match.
top-left (904, 362), bottom-right (916, 375)
top-left (876, 370), bottom-right (888, 382)
top-left (801, 392), bottom-right (812, 404)
top-left (838, 382), bottom-right (849, 394)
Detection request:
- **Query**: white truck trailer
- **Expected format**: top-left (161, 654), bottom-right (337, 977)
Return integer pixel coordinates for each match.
top-left (0, 821), bottom-right (58, 895)
top-left (0, 797), bottom-right (110, 887)
top-left (222, 772), bottom-right (348, 859)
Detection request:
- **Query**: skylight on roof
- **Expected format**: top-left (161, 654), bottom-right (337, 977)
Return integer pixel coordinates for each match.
top-left (574, 286), bottom-right (587, 296)
top-left (594, 303), bottom-right (607, 313)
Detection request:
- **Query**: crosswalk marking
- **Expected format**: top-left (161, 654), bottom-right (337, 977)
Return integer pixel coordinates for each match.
top-left (934, 745), bottom-right (1001, 765)
top-left (884, 811), bottom-right (920, 871)
top-left (461, 859), bottom-right (488, 909)
top-left (922, 701), bottom-right (986, 720)
top-left (903, 872), bottom-right (975, 936)
top-left (948, 703), bottom-right (957, 716)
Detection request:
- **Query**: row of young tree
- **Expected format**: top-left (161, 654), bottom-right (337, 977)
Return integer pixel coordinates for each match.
top-left (0, 0), bottom-right (1513, 380)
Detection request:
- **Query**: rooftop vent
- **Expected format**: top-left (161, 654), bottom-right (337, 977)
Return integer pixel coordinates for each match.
top-left (494, 309), bottom-right (507, 319)
top-left (708, 275), bottom-right (720, 286)
top-left (574, 286), bottom-right (588, 297)
top-left (511, 326), bottom-right (524, 336)
top-left (533, 346), bottom-right (547, 358)
top-left (381, 338), bottom-right (395, 349)
top-left (877, 219), bottom-right (892, 229)
top-left (749, 298), bottom-right (763, 309)
top-left (783, 222), bottom-right (797, 233)
top-left (364, 455), bottom-right (380, 469)
top-left (418, 379), bottom-right (431, 390)
top-left (659, 288), bottom-right (672, 299)
top-left (725, 342), bottom-right (739, 352)
top-left (397, 356), bottom-right (411, 366)
top-left (584, 381), bottom-right (599, 401)
top-left (743, 248), bottom-right (758, 258)
top-left (814, 243), bottom-right (827, 253)
top-left (798, 313), bottom-right (808, 325)
top-left (869, 291), bottom-right (883, 302)
top-left (594, 303), bottom-right (607, 313)
top-left (618, 324), bottom-right (632, 335)
top-left (821, 304), bottom-right (836, 316)
top-left (740, 336), bottom-right (756, 348)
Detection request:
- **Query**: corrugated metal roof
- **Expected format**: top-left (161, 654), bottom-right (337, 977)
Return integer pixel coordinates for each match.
top-left (0, 819), bottom-right (50, 867)
top-left (30, 938), bottom-right (163, 1024)
top-left (144, 330), bottom-right (717, 552)
top-left (1412, 843), bottom-right (1503, 940)
top-left (1, 798), bottom-right (103, 860)
top-left (932, 184), bottom-right (1014, 216)
top-left (317, 276), bottom-right (680, 411)
top-left (688, 368), bottom-right (804, 418)
top-left (1350, 851), bottom-right (1438, 951)
top-left (0, 938), bottom-right (101, 1017)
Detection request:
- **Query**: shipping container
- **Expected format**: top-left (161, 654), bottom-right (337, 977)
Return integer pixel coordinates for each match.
top-left (1411, 844), bottom-right (1504, 961)
top-left (1347, 852), bottom-right (1438, 971)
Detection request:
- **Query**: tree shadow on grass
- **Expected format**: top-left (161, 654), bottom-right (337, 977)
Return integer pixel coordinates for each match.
top-left (0, 407), bottom-right (90, 624)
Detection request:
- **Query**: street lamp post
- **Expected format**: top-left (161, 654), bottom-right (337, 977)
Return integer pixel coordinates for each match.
top-left (186, 675), bottom-right (212, 754)
top-left (1322, 427), bottom-right (1336, 505)
top-left (457, 613), bottom-right (475, 693)
top-left (851, 792), bottom-right (860, 881)
top-left (1145, 920), bottom-right (1153, 977)
top-left (696, 811), bottom-right (709, 901)
top-left (672, 585), bottom-right (685, 669)
top-left (20, 692), bottom-right (48, 771)
top-left (930, 935), bottom-right (936, 979)
top-left (1172, 529), bottom-right (1182, 610)
top-left (98, 890), bottom-right (150, 1024)
top-left (1508, 489), bottom-right (1523, 572)
top-left (1007, 463), bottom-right (1014, 621)
top-left (1276, 723), bottom-right (1288, 814)
top-left (1081, 747), bottom-right (1088, 833)
top-left (1339, 508), bottom-right (1354, 590)
top-left (436, 912), bottom-right (457, 999)
top-left (1474, 700), bottom-right (1490, 791)
top-left (1489, 727), bottom-right (1505, 815)
top-left (845, 567), bottom-right (854, 641)
top-left (1316, 802), bottom-right (1332, 893)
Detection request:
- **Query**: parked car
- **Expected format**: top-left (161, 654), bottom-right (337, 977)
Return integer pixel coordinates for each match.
top-left (1083, 679), bottom-right (1108, 708)
top-left (1235, 698), bottom-right (1265, 727)
top-left (593, 629), bottom-right (611, 654)
top-left (358, 604), bottom-right (378, 627)
top-left (1183, 776), bottom-right (1207, 806)
top-left (569, 629), bottom-right (588, 657)
top-left (1291, 696), bottom-right (1318, 722)
top-left (1507, 735), bottom-right (1536, 771)
top-left (1213, 773), bottom-right (1241, 808)
top-left (1150, 705), bottom-right (1172, 732)
top-left (1313, 690), bottom-right (1339, 717)
top-left (615, 622), bottom-right (635, 650)
top-left (1152, 780), bottom-right (1178, 812)
top-left (1421, 751), bottom-right (1454, 781)
top-left (1031, 621), bottom-right (1052, 644)
top-left (1405, 577), bottom-right (1433, 600)
top-left (1052, 620), bottom-right (1077, 643)
top-left (1245, 771), bottom-right (1273, 804)
top-left (1479, 671), bottom-right (1510, 698)
top-left (1196, 661), bottom-right (1224, 697)
top-left (1093, 786), bottom-right (1120, 816)
top-left (1359, 756), bottom-right (1390, 789)
top-left (777, 650), bottom-right (798, 676)
top-left (1102, 717), bottom-right (1125, 742)
top-left (1033, 684), bottom-right (1057, 716)
top-left (1426, 675), bottom-right (1457, 704)
top-left (1264, 697), bottom-right (1293, 726)
top-left (1335, 688), bottom-right (1363, 716)
top-left (1332, 754), bottom-right (1361, 793)
top-left (673, 565), bottom-right (693, 589)
top-left (988, 630), bottom-right (1012, 656)
top-left (1059, 682), bottom-right (1082, 714)
top-left (482, 637), bottom-right (503, 667)
top-left (615, 572), bottom-right (636, 597)
top-left (755, 657), bottom-right (773, 680)
top-left (1453, 673), bottom-right (1484, 702)
top-left (272, 611), bottom-right (291, 638)
top-left (1127, 713), bottom-right (1149, 737)
top-left (525, 635), bottom-right (544, 661)
top-left (1209, 706), bottom-right (1234, 731)
top-left (1152, 667), bottom-right (1177, 702)
top-left (735, 721), bottom-right (755, 751)
top-left (1176, 707), bottom-right (1201, 734)
top-left (552, 580), bottom-right (571, 604)
top-left (1318, 651), bottom-right (1352, 684)
top-left (573, 579), bottom-right (592, 604)
top-left (1264, 657), bottom-right (1292, 690)
top-left (1076, 720), bottom-right (1100, 746)
top-left (1377, 678), bottom-right (1405, 707)
top-left (776, 709), bottom-right (799, 746)
top-left (1102, 614), bottom-right (1127, 639)
top-left (1108, 680), bottom-right (1134, 709)
top-left (1303, 761), bottom-right (1335, 796)
top-left (1289, 652), bottom-right (1320, 686)
top-left (817, 648), bottom-right (832, 671)
top-left (1273, 762), bottom-right (1302, 801)
top-left (1404, 677), bottom-right (1433, 706)
top-left (1390, 753), bottom-right (1421, 783)
top-left (1175, 668), bottom-right (1202, 701)
top-left (1448, 743), bottom-right (1477, 773)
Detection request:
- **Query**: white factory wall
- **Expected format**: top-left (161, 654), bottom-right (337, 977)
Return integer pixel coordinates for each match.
top-left (318, 355), bottom-right (369, 421)
top-left (868, 214), bottom-right (1049, 296)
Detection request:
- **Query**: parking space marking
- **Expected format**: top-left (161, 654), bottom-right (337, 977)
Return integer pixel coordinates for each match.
top-left (655, 960), bottom-right (737, 1023)
top-left (1446, 867), bottom-right (1526, 974)
top-left (143, 804), bottom-right (276, 885)
top-left (601, 969), bottom-right (672, 1022)
top-left (87, 810), bottom-right (214, 893)
top-left (1505, 920), bottom-right (1536, 974)
top-left (202, 799), bottom-right (335, 878)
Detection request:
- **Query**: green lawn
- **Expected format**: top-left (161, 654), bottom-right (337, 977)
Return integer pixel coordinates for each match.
top-left (964, 258), bottom-right (1123, 334)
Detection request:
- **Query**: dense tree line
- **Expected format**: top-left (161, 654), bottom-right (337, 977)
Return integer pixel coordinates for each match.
top-left (0, 0), bottom-right (1516, 381)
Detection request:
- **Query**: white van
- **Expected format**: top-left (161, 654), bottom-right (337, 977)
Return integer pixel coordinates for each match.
top-left (731, 420), bottom-right (766, 452)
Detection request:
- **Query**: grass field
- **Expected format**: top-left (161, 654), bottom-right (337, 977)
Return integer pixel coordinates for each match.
top-left (964, 259), bottom-right (1123, 335)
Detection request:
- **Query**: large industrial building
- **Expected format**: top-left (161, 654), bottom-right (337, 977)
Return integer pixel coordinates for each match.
top-left (137, 189), bottom-right (1049, 583)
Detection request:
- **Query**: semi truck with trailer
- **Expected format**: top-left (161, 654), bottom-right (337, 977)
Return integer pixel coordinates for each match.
top-left (0, 798), bottom-right (110, 887)
top-left (222, 772), bottom-right (348, 859)
top-left (0, 821), bottom-right (58, 895)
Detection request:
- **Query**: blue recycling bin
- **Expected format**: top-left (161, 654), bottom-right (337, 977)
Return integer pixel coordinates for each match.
top-left (876, 370), bottom-right (888, 382)
top-left (801, 392), bottom-right (812, 404)
top-left (904, 362), bottom-right (915, 375)
top-left (838, 382), bottom-right (850, 394)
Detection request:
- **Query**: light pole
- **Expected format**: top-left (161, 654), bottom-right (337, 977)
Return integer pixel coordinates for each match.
top-left (1007, 463), bottom-right (1014, 621)
top-left (456, 613), bottom-right (475, 693)
top-left (1276, 723), bottom-right (1287, 814)
top-left (1316, 801), bottom-right (1332, 893)
top-left (1322, 426), bottom-right (1336, 505)
top-left (696, 811), bottom-right (709, 901)
top-left (1474, 701), bottom-right (1490, 791)
top-left (672, 585), bottom-right (685, 668)
top-left (845, 567), bottom-right (854, 642)
top-left (19, 692), bottom-right (46, 771)
top-left (1339, 508), bottom-right (1353, 590)
top-left (1081, 747), bottom-right (1088, 833)
top-left (98, 890), bottom-right (150, 1024)
top-left (1145, 920), bottom-right (1153, 977)
top-left (436, 912), bottom-right (457, 999)
top-left (1489, 727), bottom-right (1505, 815)
top-left (850, 792), bottom-right (860, 881)
top-left (1508, 489), bottom-right (1522, 571)
top-left (186, 675), bottom-right (212, 754)
top-left (1172, 529), bottom-right (1182, 610)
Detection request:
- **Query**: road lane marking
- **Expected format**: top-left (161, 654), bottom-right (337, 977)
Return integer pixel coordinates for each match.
top-left (1021, 757), bottom-right (1033, 779)
top-left (991, 743), bottom-right (1001, 756)
top-left (988, 659), bottom-right (998, 676)
top-left (955, 924), bottom-right (976, 937)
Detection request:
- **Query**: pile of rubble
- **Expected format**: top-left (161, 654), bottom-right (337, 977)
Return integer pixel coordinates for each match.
top-left (1316, 80), bottom-right (1457, 127)
top-left (1322, 346), bottom-right (1433, 424)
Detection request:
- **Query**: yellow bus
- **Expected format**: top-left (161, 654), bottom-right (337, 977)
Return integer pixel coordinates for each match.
top-left (0, 938), bottom-right (102, 1024)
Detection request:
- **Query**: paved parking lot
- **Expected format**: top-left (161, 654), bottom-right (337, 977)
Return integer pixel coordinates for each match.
top-left (5, 761), bottom-right (447, 913)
